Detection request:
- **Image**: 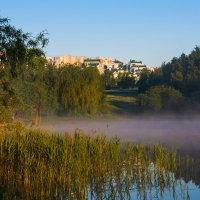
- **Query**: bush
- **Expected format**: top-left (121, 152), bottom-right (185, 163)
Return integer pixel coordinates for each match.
top-left (0, 105), bottom-right (12, 123)
top-left (118, 76), bottom-right (135, 89)
top-left (137, 86), bottom-right (185, 112)
top-left (190, 91), bottom-right (200, 103)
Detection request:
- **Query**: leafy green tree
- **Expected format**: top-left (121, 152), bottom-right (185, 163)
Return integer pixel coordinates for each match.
top-left (138, 46), bottom-right (200, 103)
top-left (17, 59), bottom-right (59, 126)
top-left (102, 70), bottom-right (117, 89)
top-left (117, 73), bottom-right (135, 89)
top-left (0, 17), bottom-right (48, 76)
top-left (0, 16), bottom-right (48, 123)
top-left (137, 86), bottom-right (184, 112)
top-left (160, 47), bottom-right (200, 96)
top-left (58, 66), bottom-right (105, 114)
top-left (190, 91), bottom-right (200, 105)
top-left (0, 68), bottom-right (24, 122)
top-left (137, 68), bottom-right (152, 93)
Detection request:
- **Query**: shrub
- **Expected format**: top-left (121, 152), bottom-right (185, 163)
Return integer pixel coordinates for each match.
top-left (0, 105), bottom-right (11, 123)
top-left (137, 85), bottom-right (184, 112)
top-left (190, 91), bottom-right (200, 103)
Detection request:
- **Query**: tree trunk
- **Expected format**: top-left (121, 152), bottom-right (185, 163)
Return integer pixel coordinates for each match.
top-left (12, 111), bottom-right (18, 123)
top-left (35, 107), bottom-right (41, 127)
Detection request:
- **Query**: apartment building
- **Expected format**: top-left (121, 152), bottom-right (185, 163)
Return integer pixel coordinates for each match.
top-left (47, 55), bottom-right (87, 67)
top-left (46, 55), bottom-right (156, 78)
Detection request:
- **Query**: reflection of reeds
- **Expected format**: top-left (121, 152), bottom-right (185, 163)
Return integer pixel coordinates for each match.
top-left (0, 123), bottom-right (193, 199)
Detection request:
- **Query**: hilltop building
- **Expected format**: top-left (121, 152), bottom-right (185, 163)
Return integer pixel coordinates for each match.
top-left (128, 60), bottom-right (146, 72)
top-left (83, 58), bottom-right (125, 74)
top-left (126, 60), bottom-right (146, 80)
top-left (46, 55), bottom-right (156, 78)
top-left (46, 56), bottom-right (54, 65)
top-left (46, 55), bottom-right (87, 67)
top-left (54, 55), bottom-right (86, 66)
top-left (83, 58), bottom-right (104, 74)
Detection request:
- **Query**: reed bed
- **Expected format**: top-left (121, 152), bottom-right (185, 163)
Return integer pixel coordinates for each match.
top-left (0, 123), bottom-right (192, 200)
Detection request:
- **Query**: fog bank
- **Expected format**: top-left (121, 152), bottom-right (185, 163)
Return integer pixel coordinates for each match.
top-left (42, 115), bottom-right (200, 151)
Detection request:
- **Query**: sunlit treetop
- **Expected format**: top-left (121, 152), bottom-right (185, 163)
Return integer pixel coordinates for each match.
top-left (0, 17), bottom-right (49, 76)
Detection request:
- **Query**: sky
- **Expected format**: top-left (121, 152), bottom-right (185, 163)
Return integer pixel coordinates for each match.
top-left (1, 0), bottom-right (200, 66)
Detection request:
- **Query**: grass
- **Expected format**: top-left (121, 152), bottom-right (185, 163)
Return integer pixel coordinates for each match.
top-left (105, 88), bottom-right (138, 115)
top-left (0, 123), bottom-right (193, 200)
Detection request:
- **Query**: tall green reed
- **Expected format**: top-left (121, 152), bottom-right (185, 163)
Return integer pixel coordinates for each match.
top-left (0, 123), bottom-right (194, 200)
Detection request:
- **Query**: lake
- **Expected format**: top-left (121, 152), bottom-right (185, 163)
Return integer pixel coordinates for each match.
top-left (42, 115), bottom-right (200, 199)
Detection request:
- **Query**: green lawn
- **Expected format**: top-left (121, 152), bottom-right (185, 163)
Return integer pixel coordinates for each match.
top-left (105, 88), bottom-right (138, 115)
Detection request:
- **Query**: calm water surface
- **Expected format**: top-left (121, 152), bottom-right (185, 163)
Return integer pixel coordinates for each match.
top-left (42, 115), bottom-right (200, 200)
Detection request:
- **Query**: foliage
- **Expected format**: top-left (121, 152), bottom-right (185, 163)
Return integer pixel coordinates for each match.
top-left (0, 123), bottom-right (189, 200)
top-left (0, 17), bottom-right (48, 76)
top-left (102, 70), bottom-right (117, 89)
top-left (58, 66), bottom-right (105, 114)
top-left (117, 73), bottom-right (135, 89)
top-left (137, 47), bottom-right (200, 112)
top-left (17, 61), bottom-right (59, 125)
top-left (0, 17), bottom-right (49, 123)
top-left (137, 68), bottom-right (163, 93)
top-left (102, 71), bottom-right (135, 90)
top-left (138, 47), bottom-right (200, 98)
top-left (137, 68), bottom-right (152, 93)
top-left (189, 90), bottom-right (200, 109)
top-left (0, 105), bottom-right (11, 123)
top-left (137, 85), bottom-right (185, 112)
top-left (0, 16), bottom-right (106, 123)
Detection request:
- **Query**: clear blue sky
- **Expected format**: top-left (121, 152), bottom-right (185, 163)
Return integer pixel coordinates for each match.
top-left (1, 0), bottom-right (200, 66)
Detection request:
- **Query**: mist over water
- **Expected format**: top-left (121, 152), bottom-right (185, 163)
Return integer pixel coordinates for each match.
top-left (42, 115), bottom-right (200, 151)
top-left (35, 115), bottom-right (200, 197)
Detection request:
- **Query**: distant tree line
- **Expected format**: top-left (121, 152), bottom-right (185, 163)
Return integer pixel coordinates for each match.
top-left (0, 17), bottom-right (105, 124)
top-left (2, 16), bottom-right (200, 119)
top-left (137, 47), bottom-right (200, 112)
top-left (102, 70), bottom-right (135, 90)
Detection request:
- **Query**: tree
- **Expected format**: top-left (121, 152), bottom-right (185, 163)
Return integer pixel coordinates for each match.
top-left (138, 46), bottom-right (200, 99)
top-left (137, 86), bottom-right (184, 112)
top-left (0, 16), bottom-right (48, 123)
top-left (137, 68), bottom-right (152, 93)
top-left (102, 70), bottom-right (117, 89)
top-left (17, 58), bottom-right (59, 126)
top-left (0, 17), bottom-right (48, 76)
top-left (117, 73), bottom-right (135, 89)
top-left (58, 66), bottom-right (105, 114)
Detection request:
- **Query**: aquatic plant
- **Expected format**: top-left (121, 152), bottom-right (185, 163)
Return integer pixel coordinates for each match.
top-left (0, 123), bottom-right (194, 199)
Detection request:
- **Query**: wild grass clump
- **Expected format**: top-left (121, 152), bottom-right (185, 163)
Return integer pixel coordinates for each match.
top-left (0, 123), bottom-right (192, 200)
